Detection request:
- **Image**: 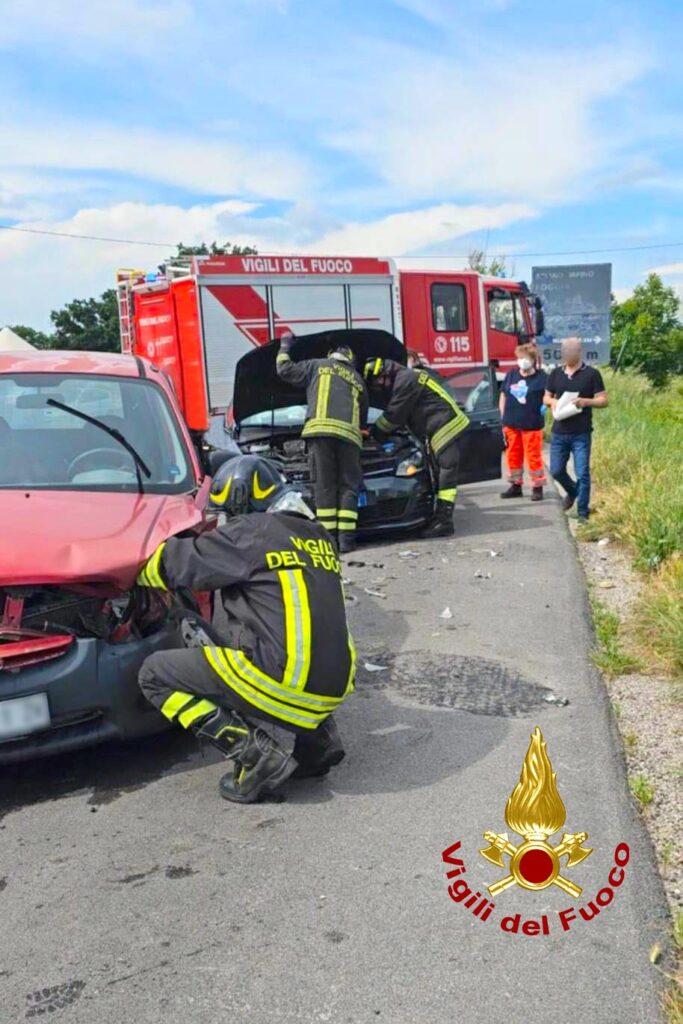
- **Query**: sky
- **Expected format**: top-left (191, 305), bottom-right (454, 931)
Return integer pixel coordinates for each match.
top-left (1, 0), bottom-right (682, 329)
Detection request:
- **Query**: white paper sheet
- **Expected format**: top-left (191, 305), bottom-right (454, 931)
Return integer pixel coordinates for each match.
top-left (553, 391), bottom-right (581, 422)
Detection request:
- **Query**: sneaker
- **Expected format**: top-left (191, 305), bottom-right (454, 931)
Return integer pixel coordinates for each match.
top-left (562, 492), bottom-right (577, 511)
top-left (501, 483), bottom-right (523, 499)
top-left (531, 487), bottom-right (544, 502)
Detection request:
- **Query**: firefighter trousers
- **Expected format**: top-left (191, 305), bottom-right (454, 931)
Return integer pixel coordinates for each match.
top-left (308, 437), bottom-right (362, 537)
top-left (431, 437), bottom-right (461, 505)
top-left (139, 647), bottom-right (296, 751)
top-left (503, 427), bottom-right (546, 487)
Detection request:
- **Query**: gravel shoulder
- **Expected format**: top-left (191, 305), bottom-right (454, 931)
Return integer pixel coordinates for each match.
top-left (576, 532), bottom-right (682, 914)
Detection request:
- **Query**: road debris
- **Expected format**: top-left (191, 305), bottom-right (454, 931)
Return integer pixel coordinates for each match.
top-left (398, 550), bottom-right (420, 559)
top-left (474, 570), bottom-right (492, 579)
top-left (543, 693), bottom-right (570, 707)
top-left (364, 661), bottom-right (388, 672)
top-left (364, 588), bottom-right (387, 599)
top-left (347, 560), bottom-right (385, 569)
top-left (597, 538), bottom-right (611, 547)
top-left (345, 593), bottom-right (358, 605)
top-left (598, 580), bottom-right (616, 589)
top-left (439, 607), bottom-right (453, 620)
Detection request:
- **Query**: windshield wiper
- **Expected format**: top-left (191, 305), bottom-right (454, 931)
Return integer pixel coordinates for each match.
top-left (46, 398), bottom-right (152, 494)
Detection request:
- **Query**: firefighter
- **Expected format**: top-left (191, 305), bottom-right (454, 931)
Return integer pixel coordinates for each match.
top-left (364, 358), bottom-right (470, 538)
top-left (136, 454), bottom-right (355, 804)
top-left (276, 332), bottom-right (368, 554)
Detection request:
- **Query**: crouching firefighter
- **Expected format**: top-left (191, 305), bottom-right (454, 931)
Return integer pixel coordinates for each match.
top-left (276, 332), bottom-right (368, 554)
top-left (364, 358), bottom-right (470, 538)
top-left (136, 454), bottom-right (355, 804)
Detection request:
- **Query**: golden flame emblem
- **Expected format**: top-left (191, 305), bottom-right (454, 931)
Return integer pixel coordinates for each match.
top-left (480, 727), bottom-right (592, 896)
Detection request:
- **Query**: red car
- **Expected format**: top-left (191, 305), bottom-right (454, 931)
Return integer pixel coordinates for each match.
top-left (0, 350), bottom-right (213, 763)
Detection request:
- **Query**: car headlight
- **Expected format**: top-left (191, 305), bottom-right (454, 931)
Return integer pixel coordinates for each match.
top-left (396, 450), bottom-right (424, 477)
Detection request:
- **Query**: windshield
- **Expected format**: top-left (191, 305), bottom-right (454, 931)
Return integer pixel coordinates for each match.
top-left (240, 405), bottom-right (385, 428)
top-left (0, 374), bottom-right (193, 492)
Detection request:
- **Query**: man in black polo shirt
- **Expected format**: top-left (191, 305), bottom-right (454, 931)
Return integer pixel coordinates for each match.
top-left (544, 338), bottom-right (609, 522)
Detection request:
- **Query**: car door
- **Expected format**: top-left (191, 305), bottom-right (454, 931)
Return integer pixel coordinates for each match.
top-left (441, 365), bottom-right (503, 484)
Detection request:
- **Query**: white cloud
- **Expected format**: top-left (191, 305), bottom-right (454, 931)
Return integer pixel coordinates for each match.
top-left (0, 197), bottom-right (535, 327)
top-left (0, 1), bottom-right (192, 51)
top-left (648, 262), bottom-right (683, 276)
top-left (309, 202), bottom-right (535, 255)
top-left (1, 114), bottom-right (309, 200)
top-left (319, 43), bottom-right (651, 203)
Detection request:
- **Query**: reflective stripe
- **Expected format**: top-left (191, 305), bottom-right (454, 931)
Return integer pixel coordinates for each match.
top-left (352, 389), bottom-right (360, 430)
top-left (338, 522), bottom-right (357, 531)
top-left (302, 418), bottom-right (362, 447)
top-left (205, 648), bottom-right (326, 729)
top-left (315, 508), bottom-right (337, 516)
top-left (346, 635), bottom-right (357, 696)
top-left (160, 691), bottom-right (194, 721)
top-left (279, 569), bottom-right (312, 692)
top-left (276, 353), bottom-right (291, 365)
top-left (375, 413), bottom-right (397, 434)
top-left (431, 416), bottom-right (468, 454)
top-left (178, 699), bottom-right (217, 729)
top-left (437, 488), bottom-right (457, 503)
top-left (337, 509), bottom-right (358, 521)
top-left (138, 542), bottom-right (168, 590)
top-left (211, 475), bottom-right (232, 505)
top-left (316, 372), bottom-right (331, 421)
top-left (364, 357), bottom-right (383, 378)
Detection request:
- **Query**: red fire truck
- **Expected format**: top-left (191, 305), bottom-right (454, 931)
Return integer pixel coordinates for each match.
top-left (117, 255), bottom-right (543, 436)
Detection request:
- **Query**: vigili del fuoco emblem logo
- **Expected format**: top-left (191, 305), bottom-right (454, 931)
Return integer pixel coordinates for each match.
top-left (479, 726), bottom-right (593, 898)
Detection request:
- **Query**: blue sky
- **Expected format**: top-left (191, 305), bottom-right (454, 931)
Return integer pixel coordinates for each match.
top-left (1, 0), bottom-right (682, 327)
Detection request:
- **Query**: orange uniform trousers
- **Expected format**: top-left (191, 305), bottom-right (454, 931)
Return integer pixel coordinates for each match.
top-left (503, 426), bottom-right (547, 486)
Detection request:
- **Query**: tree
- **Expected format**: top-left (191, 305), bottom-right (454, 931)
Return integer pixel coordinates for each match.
top-left (158, 240), bottom-right (257, 274)
top-left (9, 325), bottom-right (53, 349)
top-left (467, 248), bottom-right (509, 278)
top-left (50, 288), bottom-right (121, 353)
top-left (611, 274), bottom-right (683, 386)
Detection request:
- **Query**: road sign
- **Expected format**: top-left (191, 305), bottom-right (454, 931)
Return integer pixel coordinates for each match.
top-left (532, 263), bottom-right (612, 365)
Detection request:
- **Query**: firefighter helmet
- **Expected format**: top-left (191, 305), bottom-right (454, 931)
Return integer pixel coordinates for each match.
top-left (210, 455), bottom-right (286, 516)
top-left (210, 454), bottom-right (314, 520)
top-left (329, 344), bottom-right (355, 365)
top-left (363, 357), bottom-right (395, 390)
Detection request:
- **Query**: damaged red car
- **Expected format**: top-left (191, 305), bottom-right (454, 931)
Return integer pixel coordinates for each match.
top-left (0, 350), bottom-right (213, 763)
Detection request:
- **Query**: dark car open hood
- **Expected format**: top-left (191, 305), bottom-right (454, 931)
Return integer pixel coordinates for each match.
top-left (232, 329), bottom-right (406, 425)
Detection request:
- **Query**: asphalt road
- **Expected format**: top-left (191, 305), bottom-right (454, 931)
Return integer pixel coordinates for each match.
top-left (0, 482), bottom-right (670, 1024)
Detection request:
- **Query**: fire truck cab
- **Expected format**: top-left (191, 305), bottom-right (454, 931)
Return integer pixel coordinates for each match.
top-left (118, 255), bottom-right (542, 437)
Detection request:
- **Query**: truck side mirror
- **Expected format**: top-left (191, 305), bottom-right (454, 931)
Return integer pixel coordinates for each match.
top-left (533, 296), bottom-right (545, 336)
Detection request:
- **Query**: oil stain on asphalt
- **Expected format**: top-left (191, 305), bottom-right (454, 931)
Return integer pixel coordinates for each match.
top-left (356, 651), bottom-right (557, 717)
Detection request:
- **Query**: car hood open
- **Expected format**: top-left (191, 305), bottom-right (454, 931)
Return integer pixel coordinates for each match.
top-left (232, 328), bottom-right (406, 425)
top-left (0, 490), bottom-right (206, 590)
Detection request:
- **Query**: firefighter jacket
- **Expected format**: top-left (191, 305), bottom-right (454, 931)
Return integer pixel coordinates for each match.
top-left (137, 513), bottom-right (356, 730)
top-left (276, 353), bottom-right (368, 448)
top-left (376, 361), bottom-right (470, 455)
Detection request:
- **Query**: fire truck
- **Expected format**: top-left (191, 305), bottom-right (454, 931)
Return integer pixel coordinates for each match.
top-left (117, 254), bottom-right (543, 437)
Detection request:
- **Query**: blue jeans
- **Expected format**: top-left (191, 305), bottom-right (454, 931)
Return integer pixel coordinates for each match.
top-left (550, 432), bottom-right (592, 518)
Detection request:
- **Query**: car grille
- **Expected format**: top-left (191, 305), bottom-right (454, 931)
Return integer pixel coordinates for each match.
top-left (361, 497), bottom-right (410, 523)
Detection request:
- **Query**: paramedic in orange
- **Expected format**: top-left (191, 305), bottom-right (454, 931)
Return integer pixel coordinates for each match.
top-left (499, 342), bottom-right (548, 502)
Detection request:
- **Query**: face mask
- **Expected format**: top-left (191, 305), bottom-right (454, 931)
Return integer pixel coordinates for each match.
top-left (518, 357), bottom-right (534, 371)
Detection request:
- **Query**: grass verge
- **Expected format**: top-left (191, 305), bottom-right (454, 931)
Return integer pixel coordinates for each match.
top-left (590, 597), bottom-right (642, 677)
top-left (581, 371), bottom-right (683, 681)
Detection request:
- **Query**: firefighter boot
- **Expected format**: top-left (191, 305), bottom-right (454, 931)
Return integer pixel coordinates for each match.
top-left (531, 486), bottom-right (544, 502)
top-left (192, 706), bottom-right (254, 758)
top-left (291, 716), bottom-right (346, 779)
top-left (219, 726), bottom-right (297, 804)
top-left (338, 531), bottom-right (357, 555)
top-left (501, 483), bottom-right (523, 499)
top-left (422, 499), bottom-right (455, 538)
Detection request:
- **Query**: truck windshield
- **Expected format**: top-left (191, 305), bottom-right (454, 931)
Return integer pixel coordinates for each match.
top-left (0, 374), bottom-right (193, 493)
